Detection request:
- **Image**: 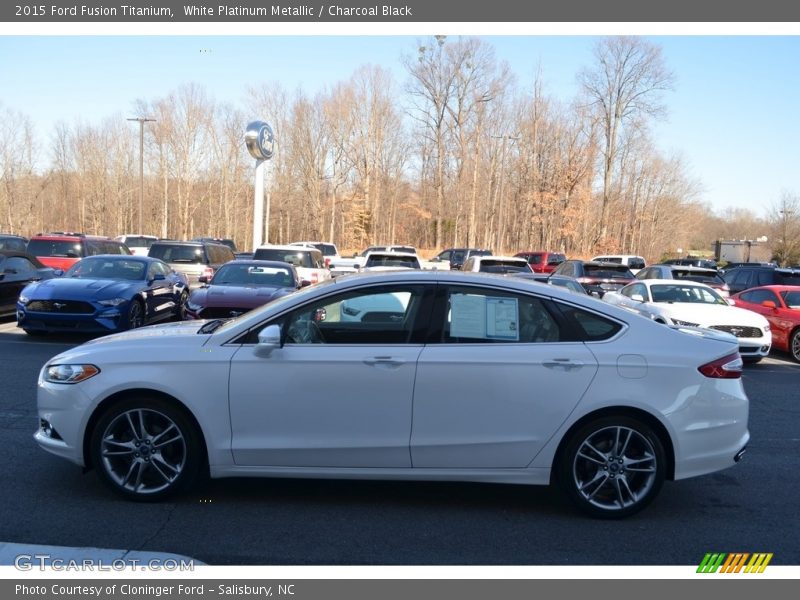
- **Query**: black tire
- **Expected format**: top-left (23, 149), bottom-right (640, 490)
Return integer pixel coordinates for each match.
top-left (557, 415), bottom-right (666, 519)
top-left (90, 396), bottom-right (203, 501)
top-left (127, 299), bottom-right (144, 329)
top-left (176, 291), bottom-right (189, 321)
top-left (791, 329), bottom-right (800, 363)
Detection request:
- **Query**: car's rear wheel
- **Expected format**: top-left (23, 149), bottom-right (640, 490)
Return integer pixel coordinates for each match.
top-left (791, 329), bottom-right (800, 363)
top-left (90, 397), bottom-right (202, 501)
top-left (127, 299), bottom-right (144, 329)
top-left (558, 416), bottom-right (666, 519)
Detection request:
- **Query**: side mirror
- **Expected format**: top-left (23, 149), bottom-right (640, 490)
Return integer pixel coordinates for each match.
top-left (761, 300), bottom-right (777, 309)
top-left (300, 280), bottom-right (312, 288)
top-left (631, 294), bottom-right (645, 303)
top-left (198, 275), bottom-right (209, 284)
top-left (54, 269), bottom-right (64, 277)
top-left (150, 273), bottom-right (166, 283)
top-left (255, 324), bottom-right (282, 357)
top-left (727, 298), bottom-right (736, 306)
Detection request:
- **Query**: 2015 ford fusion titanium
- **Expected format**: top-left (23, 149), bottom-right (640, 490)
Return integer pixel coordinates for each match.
top-left (35, 270), bottom-right (749, 518)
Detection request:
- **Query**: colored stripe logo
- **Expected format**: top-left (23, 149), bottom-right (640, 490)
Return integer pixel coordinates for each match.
top-left (697, 552), bottom-right (773, 573)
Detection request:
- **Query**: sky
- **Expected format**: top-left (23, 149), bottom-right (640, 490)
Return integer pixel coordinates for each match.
top-left (1, 33), bottom-right (798, 217)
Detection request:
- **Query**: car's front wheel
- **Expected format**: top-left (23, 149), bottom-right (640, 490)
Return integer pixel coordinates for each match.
top-left (127, 299), bottom-right (145, 329)
top-left (557, 416), bottom-right (666, 519)
top-left (791, 329), bottom-right (800, 363)
top-left (90, 397), bottom-right (203, 501)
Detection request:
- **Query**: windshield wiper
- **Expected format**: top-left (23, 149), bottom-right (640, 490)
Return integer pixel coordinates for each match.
top-left (197, 319), bottom-right (229, 334)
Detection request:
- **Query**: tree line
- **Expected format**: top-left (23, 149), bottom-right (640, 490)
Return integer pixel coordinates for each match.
top-left (1, 36), bottom-right (797, 263)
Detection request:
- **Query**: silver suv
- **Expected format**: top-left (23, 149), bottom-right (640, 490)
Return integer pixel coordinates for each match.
top-left (147, 240), bottom-right (235, 289)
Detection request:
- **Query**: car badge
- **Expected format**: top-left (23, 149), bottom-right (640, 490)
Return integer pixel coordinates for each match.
top-left (53, 302), bottom-right (66, 310)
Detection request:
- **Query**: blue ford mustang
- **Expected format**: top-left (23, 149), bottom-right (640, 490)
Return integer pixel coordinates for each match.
top-left (17, 255), bottom-right (189, 335)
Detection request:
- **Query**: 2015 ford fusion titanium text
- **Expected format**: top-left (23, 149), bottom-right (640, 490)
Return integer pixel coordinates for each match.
top-left (35, 271), bottom-right (749, 518)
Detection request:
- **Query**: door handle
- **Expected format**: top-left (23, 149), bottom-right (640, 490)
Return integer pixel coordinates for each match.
top-left (363, 356), bottom-right (406, 368)
top-left (543, 359), bottom-right (584, 371)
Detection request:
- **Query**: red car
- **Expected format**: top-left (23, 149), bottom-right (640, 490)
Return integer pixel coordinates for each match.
top-left (514, 251), bottom-right (566, 274)
top-left (732, 285), bottom-right (800, 362)
top-left (27, 233), bottom-right (131, 271)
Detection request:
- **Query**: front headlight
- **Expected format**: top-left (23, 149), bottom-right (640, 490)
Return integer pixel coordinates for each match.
top-left (98, 298), bottom-right (127, 307)
top-left (44, 364), bottom-right (100, 384)
top-left (18, 294), bottom-right (30, 305)
top-left (764, 324), bottom-right (771, 333)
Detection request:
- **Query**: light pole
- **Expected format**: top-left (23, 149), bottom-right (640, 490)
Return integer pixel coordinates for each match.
top-left (127, 117), bottom-right (156, 233)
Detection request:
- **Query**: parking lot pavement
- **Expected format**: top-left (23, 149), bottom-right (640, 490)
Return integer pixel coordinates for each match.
top-left (0, 320), bottom-right (20, 335)
top-left (0, 541), bottom-right (204, 567)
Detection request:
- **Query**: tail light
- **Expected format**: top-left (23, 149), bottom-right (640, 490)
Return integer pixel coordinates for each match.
top-left (324, 257), bottom-right (331, 268)
top-left (698, 352), bottom-right (743, 379)
top-left (202, 267), bottom-right (214, 280)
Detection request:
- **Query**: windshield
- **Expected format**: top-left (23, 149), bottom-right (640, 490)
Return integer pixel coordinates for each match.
top-left (650, 284), bottom-right (726, 305)
top-left (28, 239), bottom-right (83, 258)
top-left (211, 264), bottom-right (295, 287)
top-left (66, 257), bottom-right (146, 280)
top-left (211, 277), bottom-right (337, 336)
top-left (149, 244), bottom-right (205, 264)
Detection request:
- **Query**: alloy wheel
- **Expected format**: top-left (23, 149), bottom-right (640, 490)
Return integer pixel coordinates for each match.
top-left (99, 407), bottom-right (187, 496)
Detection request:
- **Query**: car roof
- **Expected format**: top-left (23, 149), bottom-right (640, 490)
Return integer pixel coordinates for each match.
top-left (257, 244), bottom-right (320, 252)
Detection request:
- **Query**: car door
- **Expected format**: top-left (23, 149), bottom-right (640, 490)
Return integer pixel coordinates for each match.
top-left (227, 283), bottom-right (435, 468)
top-left (143, 261), bottom-right (177, 322)
top-left (411, 285), bottom-right (598, 468)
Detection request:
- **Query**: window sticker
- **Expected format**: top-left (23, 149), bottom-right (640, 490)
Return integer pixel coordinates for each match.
top-left (486, 297), bottom-right (519, 340)
top-left (450, 294), bottom-right (519, 341)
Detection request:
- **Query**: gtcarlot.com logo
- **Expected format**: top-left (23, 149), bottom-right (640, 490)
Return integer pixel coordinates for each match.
top-left (697, 552), bottom-right (773, 573)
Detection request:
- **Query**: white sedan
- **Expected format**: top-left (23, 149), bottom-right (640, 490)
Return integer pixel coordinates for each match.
top-left (35, 271), bottom-right (749, 518)
top-left (603, 279), bottom-right (771, 363)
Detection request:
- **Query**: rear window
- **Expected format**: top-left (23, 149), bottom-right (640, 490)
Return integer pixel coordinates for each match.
top-left (124, 236), bottom-right (157, 249)
top-left (149, 244), bottom-right (206, 264)
top-left (522, 254), bottom-right (544, 264)
top-left (27, 239), bottom-right (83, 258)
top-left (0, 237), bottom-right (27, 251)
top-left (318, 243), bottom-right (338, 256)
top-left (776, 272), bottom-right (800, 286)
top-left (254, 248), bottom-right (314, 268)
top-left (584, 265), bottom-right (633, 278)
top-left (554, 303), bottom-right (623, 341)
top-left (478, 260), bottom-right (529, 274)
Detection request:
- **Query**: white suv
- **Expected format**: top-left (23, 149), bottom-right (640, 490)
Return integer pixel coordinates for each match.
top-left (253, 244), bottom-right (331, 285)
top-left (289, 241), bottom-right (340, 268)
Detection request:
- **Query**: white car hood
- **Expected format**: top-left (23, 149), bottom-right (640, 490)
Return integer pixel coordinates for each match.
top-left (650, 303), bottom-right (768, 328)
top-left (81, 320), bottom-right (210, 346)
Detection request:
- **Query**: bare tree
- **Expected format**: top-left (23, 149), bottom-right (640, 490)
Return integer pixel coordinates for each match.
top-left (770, 192), bottom-right (800, 266)
top-left (578, 36), bottom-right (674, 246)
